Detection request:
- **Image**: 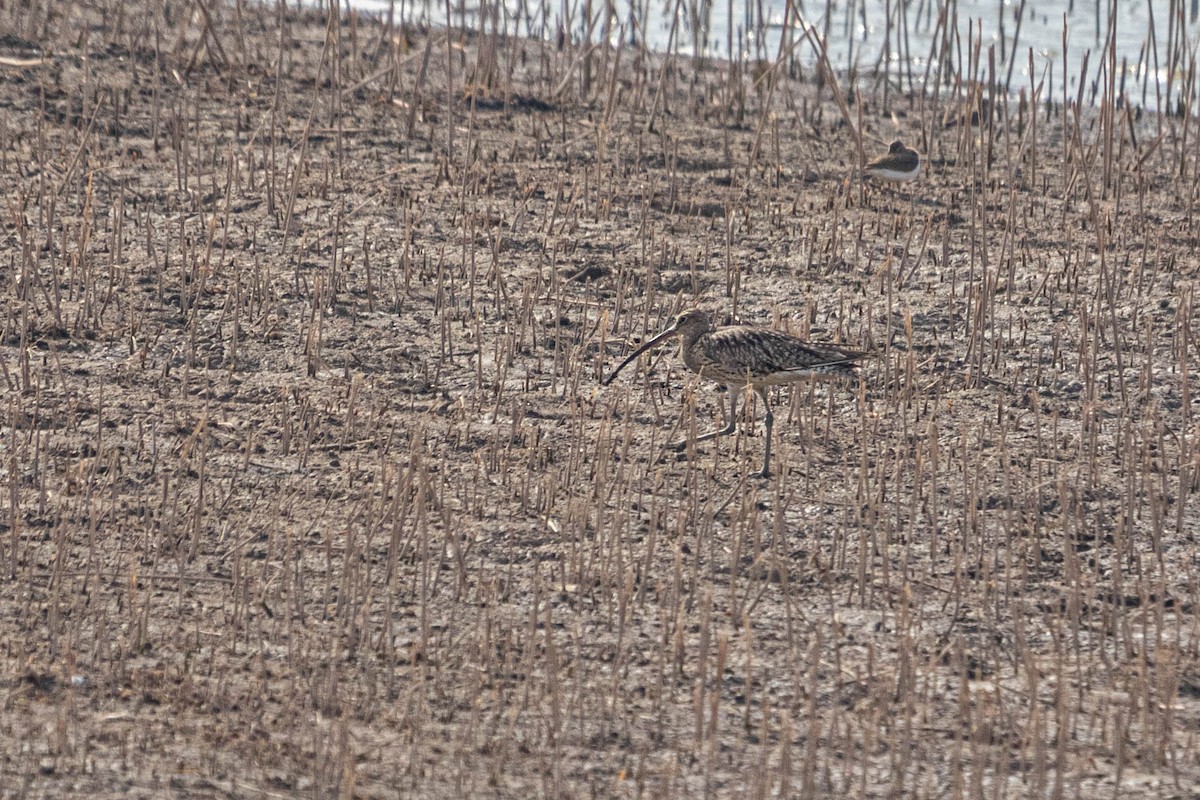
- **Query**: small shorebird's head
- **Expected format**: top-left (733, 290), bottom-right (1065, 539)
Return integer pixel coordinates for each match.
top-left (602, 309), bottom-right (712, 385)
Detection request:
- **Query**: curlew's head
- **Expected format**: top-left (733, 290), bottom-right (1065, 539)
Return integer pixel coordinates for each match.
top-left (669, 309), bottom-right (714, 338)
top-left (602, 309), bottom-right (712, 386)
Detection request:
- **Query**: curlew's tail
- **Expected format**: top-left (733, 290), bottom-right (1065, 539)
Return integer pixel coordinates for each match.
top-left (785, 349), bottom-right (871, 379)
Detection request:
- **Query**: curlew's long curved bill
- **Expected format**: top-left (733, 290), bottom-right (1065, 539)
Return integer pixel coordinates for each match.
top-left (602, 321), bottom-right (680, 386)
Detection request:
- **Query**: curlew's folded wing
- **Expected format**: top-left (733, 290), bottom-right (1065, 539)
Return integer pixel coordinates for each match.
top-left (702, 327), bottom-right (865, 381)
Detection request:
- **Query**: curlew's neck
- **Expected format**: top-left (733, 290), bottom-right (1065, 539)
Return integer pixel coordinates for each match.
top-left (678, 324), bottom-right (710, 353)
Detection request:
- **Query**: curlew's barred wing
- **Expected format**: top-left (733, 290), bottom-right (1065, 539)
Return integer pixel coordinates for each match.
top-left (701, 327), bottom-right (864, 381)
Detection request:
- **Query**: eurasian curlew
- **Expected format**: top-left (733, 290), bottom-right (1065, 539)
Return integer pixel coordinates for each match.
top-left (603, 309), bottom-right (868, 478)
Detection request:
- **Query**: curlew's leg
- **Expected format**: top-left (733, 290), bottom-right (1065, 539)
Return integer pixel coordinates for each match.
top-left (758, 388), bottom-right (773, 478)
top-left (671, 384), bottom-right (740, 450)
top-left (705, 384), bottom-right (740, 440)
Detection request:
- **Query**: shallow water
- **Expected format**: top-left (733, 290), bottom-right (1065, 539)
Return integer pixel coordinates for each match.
top-left (349, 0), bottom-right (1200, 111)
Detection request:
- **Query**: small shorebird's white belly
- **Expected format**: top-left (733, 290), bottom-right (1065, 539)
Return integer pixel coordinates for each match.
top-left (867, 164), bottom-right (920, 182)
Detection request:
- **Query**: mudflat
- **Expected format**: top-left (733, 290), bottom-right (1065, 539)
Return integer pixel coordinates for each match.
top-left (2, 2), bottom-right (1198, 797)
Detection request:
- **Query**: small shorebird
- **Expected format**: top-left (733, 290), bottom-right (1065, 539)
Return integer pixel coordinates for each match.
top-left (603, 310), bottom-right (868, 478)
top-left (865, 140), bottom-right (921, 183)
